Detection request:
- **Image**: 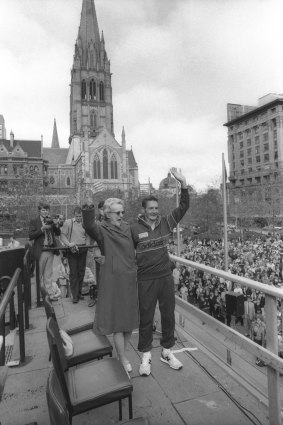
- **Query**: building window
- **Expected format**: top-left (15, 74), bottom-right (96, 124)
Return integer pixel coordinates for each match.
top-left (99, 81), bottom-right (104, 101)
top-left (255, 176), bottom-right (261, 184)
top-left (238, 132), bottom-right (243, 140)
top-left (93, 155), bottom-right (101, 179)
top-left (240, 179), bottom-right (245, 185)
top-left (273, 129), bottom-right (277, 140)
top-left (66, 177), bottom-right (70, 186)
top-left (255, 135), bottom-right (259, 144)
top-left (248, 157), bottom-right (252, 164)
top-left (263, 143), bottom-right (269, 151)
top-left (90, 111), bottom-right (96, 129)
top-left (248, 168), bottom-right (252, 173)
top-left (240, 141), bottom-right (244, 149)
top-left (240, 151), bottom-right (244, 158)
top-left (264, 153), bottom-right (269, 162)
top-left (247, 148), bottom-right (251, 156)
top-left (102, 149), bottom-right (108, 179)
top-left (240, 160), bottom-right (244, 167)
top-left (247, 139), bottom-right (251, 147)
top-left (254, 126), bottom-right (259, 134)
top-left (255, 146), bottom-right (260, 154)
top-left (0, 181), bottom-right (8, 192)
top-left (247, 178), bottom-right (252, 184)
top-left (256, 155), bottom-right (261, 163)
top-left (110, 155), bottom-right (118, 179)
top-left (274, 140), bottom-right (278, 149)
top-left (274, 151), bottom-right (278, 160)
top-left (263, 132), bottom-right (268, 141)
top-left (81, 80), bottom-right (87, 100)
top-left (90, 51), bottom-right (94, 68)
top-left (89, 79), bottom-right (96, 100)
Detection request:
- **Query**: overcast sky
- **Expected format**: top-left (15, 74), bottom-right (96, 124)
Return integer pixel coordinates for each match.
top-left (1, 0), bottom-right (283, 191)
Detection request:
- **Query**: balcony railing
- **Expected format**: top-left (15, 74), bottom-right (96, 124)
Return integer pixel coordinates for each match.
top-left (170, 254), bottom-right (283, 425)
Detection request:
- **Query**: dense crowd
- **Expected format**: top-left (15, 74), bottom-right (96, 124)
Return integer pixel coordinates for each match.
top-left (170, 233), bottom-right (283, 358)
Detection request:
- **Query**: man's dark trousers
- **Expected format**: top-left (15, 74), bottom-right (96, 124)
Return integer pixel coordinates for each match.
top-left (138, 275), bottom-right (175, 352)
top-left (68, 249), bottom-right (87, 300)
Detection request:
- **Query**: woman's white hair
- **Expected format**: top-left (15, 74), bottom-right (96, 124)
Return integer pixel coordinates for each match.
top-left (103, 198), bottom-right (124, 214)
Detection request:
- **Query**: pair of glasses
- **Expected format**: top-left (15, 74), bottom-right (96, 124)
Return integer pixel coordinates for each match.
top-left (110, 210), bottom-right (125, 216)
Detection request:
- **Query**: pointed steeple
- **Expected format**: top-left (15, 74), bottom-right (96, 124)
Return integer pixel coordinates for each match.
top-left (51, 119), bottom-right (60, 148)
top-left (78, 0), bottom-right (100, 53)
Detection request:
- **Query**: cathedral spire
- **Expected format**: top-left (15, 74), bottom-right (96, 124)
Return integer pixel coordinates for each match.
top-left (78, 0), bottom-right (100, 50)
top-left (51, 118), bottom-right (60, 148)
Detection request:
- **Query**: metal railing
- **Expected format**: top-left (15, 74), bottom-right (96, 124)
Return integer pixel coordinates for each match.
top-left (170, 253), bottom-right (283, 425)
top-left (0, 268), bottom-right (25, 365)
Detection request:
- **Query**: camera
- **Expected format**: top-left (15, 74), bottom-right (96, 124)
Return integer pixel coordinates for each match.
top-left (44, 215), bottom-right (58, 226)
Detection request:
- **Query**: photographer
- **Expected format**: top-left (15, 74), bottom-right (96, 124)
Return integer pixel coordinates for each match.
top-left (28, 202), bottom-right (61, 295)
top-left (60, 206), bottom-right (88, 303)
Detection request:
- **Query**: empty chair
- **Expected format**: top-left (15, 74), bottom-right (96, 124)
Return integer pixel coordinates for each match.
top-left (44, 295), bottom-right (112, 365)
top-left (46, 369), bottom-right (150, 425)
top-left (46, 317), bottom-right (133, 421)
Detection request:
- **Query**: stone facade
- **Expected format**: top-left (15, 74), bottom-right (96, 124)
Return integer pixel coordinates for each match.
top-left (224, 93), bottom-right (283, 218)
top-left (44, 0), bottom-right (139, 197)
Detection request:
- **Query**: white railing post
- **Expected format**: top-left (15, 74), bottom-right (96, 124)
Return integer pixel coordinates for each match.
top-left (265, 294), bottom-right (281, 425)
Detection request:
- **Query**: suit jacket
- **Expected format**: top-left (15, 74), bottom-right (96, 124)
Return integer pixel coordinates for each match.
top-left (29, 216), bottom-right (60, 261)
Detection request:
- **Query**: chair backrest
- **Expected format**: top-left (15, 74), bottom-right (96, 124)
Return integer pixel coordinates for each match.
top-left (44, 295), bottom-right (58, 325)
top-left (46, 369), bottom-right (70, 425)
top-left (46, 317), bottom-right (71, 410)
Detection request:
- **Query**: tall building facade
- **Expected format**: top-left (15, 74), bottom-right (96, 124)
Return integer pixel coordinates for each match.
top-left (44, 0), bottom-right (139, 196)
top-left (224, 93), bottom-right (283, 219)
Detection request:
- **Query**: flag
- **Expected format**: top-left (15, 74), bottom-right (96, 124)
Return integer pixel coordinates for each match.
top-left (91, 181), bottom-right (104, 193)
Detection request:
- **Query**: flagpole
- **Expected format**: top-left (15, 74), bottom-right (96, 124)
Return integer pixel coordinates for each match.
top-left (176, 178), bottom-right (181, 256)
top-left (222, 153), bottom-right (228, 271)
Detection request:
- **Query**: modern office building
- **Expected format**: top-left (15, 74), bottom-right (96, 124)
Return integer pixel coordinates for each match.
top-left (224, 93), bottom-right (283, 219)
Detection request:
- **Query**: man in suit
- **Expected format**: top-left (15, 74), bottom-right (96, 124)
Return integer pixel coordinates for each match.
top-left (29, 202), bottom-right (61, 294)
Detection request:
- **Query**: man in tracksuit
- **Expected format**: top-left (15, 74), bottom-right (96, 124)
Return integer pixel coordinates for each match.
top-left (131, 168), bottom-right (189, 376)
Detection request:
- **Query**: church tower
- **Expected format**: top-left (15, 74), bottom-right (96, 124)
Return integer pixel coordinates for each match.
top-left (70, 0), bottom-right (113, 139)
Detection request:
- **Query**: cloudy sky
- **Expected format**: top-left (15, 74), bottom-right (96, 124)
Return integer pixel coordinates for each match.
top-left (1, 0), bottom-right (283, 191)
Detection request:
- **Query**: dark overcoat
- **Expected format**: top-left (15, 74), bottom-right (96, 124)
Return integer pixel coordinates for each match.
top-left (29, 216), bottom-right (60, 261)
top-left (83, 208), bottom-right (138, 335)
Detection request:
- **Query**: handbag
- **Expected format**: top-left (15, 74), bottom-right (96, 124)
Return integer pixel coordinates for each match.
top-left (59, 329), bottom-right (74, 358)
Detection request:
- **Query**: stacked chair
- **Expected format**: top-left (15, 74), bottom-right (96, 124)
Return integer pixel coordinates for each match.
top-left (46, 368), bottom-right (150, 424)
top-left (46, 317), bottom-right (133, 422)
top-left (43, 295), bottom-right (113, 364)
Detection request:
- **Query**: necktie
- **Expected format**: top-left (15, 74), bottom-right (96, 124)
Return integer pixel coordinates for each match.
top-left (46, 229), bottom-right (52, 246)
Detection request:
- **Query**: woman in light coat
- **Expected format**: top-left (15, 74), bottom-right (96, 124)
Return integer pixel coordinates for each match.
top-left (82, 198), bottom-right (138, 373)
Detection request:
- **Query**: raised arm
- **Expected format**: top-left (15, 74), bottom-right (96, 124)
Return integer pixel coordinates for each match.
top-left (166, 168), bottom-right (190, 230)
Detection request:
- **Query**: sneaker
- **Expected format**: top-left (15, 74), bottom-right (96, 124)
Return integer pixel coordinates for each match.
top-left (139, 351), bottom-right (151, 376)
top-left (160, 348), bottom-right (183, 370)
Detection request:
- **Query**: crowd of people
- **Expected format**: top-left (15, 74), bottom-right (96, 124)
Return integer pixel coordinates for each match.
top-left (171, 233), bottom-right (283, 364)
top-left (26, 166), bottom-right (283, 375)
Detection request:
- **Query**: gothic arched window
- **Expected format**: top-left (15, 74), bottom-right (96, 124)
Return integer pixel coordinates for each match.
top-left (81, 80), bottom-right (87, 100)
top-left (90, 51), bottom-right (94, 68)
top-left (103, 149), bottom-right (108, 179)
top-left (110, 155), bottom-right (118, 179)
top-left (90, 79), bottom-right (96, 100)
top-left (93, 155), bottom-right (101, 179)
top-left (99, 81), bottom-right (104, 101)
top-left (90, 111), bottom-right (96, 129)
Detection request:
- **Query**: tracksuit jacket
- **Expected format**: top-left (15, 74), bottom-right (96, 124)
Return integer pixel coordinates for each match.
top-left (130, 188), bottom-right (190, 280)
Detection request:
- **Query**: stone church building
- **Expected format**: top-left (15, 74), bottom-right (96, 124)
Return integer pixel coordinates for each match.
top-left (43, 0), bottom-right (139, 196)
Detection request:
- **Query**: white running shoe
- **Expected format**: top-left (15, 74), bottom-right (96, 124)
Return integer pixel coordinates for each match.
top-left (160, 348), bottom-right (183, 370)
top-left (139, 351), bottom-right (152, 376)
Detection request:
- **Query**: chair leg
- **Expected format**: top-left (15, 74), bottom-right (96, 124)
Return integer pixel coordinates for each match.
top-left (128, 394), bottom-right (133, 419)
top-left (119, 399), bottom-right (122, 421)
